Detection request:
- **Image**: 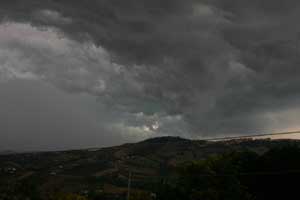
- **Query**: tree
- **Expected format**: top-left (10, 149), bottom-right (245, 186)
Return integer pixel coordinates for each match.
top-left (157, 154), bottom-right (253, 200)
top-left (51, 193), bottom-right (88, 200)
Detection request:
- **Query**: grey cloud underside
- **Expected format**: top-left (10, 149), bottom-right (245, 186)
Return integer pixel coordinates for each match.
top-left (0, 80), bottom-right (126, 151)
top-left (1, 0), bottom-right (300, 142)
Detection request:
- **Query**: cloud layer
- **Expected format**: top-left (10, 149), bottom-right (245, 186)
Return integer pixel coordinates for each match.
top-left (1, 0), bottom-right (300, 150)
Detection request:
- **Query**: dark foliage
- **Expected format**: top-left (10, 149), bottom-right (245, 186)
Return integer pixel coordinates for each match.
top-left (157, 145), bottom-right (300, 200)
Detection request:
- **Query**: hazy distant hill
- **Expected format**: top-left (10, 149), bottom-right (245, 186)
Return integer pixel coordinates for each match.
top-left (0, 150), bottom-right (16, 155)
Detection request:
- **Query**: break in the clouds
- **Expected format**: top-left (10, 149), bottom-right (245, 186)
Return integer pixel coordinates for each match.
top-left (1, 0), bottom-right (300, 150)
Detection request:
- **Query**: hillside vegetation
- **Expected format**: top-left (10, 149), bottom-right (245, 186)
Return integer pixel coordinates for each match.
top-left (0, 137), bottom-right (300, 200)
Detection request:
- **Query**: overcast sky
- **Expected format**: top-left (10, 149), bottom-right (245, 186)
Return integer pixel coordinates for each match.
top-left (1, 0), bottom-right (300, 151)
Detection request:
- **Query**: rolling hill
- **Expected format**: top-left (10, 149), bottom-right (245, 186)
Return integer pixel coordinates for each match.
top-left (0, 137), bottom-right (299, 199)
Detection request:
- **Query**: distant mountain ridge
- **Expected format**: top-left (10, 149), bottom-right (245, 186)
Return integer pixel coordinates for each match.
top-left (0, 150), bottom-right (16, 155)
top-left (139, 136), bottom-right (190, 143)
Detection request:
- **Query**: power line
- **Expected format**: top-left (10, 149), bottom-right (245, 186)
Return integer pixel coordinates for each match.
top-left (195, 169), bottom-right (300, 177)
top-left (204, 130), bottom-right (300, 141)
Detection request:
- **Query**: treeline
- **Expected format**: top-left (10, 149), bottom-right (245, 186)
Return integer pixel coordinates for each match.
top-left (156, 145), bottom-right (300, 200)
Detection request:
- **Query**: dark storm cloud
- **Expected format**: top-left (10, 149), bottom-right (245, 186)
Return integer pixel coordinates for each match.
top-left (1, 0), bottom-right (300, 149)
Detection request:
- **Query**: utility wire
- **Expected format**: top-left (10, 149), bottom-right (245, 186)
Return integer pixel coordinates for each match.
top-left (190, 130), bottom-right (300, 177)
top-left (204, 130), bottom-right (300, 141)
top-left (195, 169), bottom-right (300, 177)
